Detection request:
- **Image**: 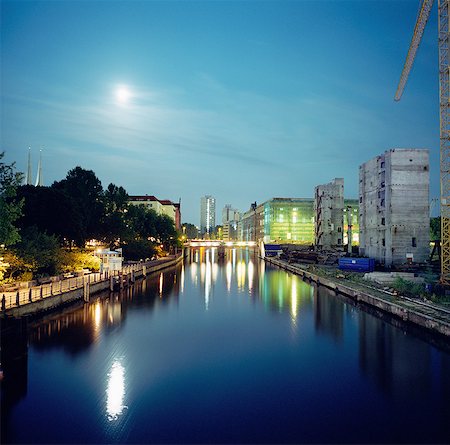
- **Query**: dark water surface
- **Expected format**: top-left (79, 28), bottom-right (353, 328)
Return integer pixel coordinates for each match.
top-left (2, 248), bottom-right (450, 444)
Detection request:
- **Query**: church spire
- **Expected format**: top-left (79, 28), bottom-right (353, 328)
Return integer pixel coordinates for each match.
top-left (35, 149), bottom-right (43, 186)
top-left (26, 147), bottom-right (33, 185)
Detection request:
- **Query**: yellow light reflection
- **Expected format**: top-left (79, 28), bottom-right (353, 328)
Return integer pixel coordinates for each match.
top-left (190, 262), bottom-right (197, 281)
top-left (291, 278), bottom-right (298, 322)
top-left (159, 273), bottom-right (164, 297)
top-left (205, 257), bottom-right (212, 310)
top-left (237, 261), bottom-right (246, 290)
top-left (248, 260), bottom-right (254, 292)
top-left (226, 261), bottom-right (232, 292)
top-left (94, 301), bottom-right (102, 332)
top-left (181, 264), bottom-right (185, 294)
top-left (106, 360), bottom-right (126, 421)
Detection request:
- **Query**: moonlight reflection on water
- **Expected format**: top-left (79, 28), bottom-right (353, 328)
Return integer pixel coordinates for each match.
top-left (106, 359), bottom-right (126, 421)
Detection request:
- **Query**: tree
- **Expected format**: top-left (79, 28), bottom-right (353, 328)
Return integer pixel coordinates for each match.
top-left (102, 183), bottom-right (129, 248)
top-left (0, 153), bottom-right (24, 246)
top-left (155, 214), bottom-right (177, 248)
top-left (14, 226), bottom-right (61, 277)
top-left (121, 239), bottom-right (156, 261)
top-left (58, 250), bottom-right (101, 273)
top-left (52, 166), bottom-right (105, 246)
top-left (182, 223), bottom-right (198, 239)
top-left (16, 185), bottom-right (80, 245)
top-left (123, 205), bottom-right (158, 241)
top-left (104, 183), bottom-right (128, 213)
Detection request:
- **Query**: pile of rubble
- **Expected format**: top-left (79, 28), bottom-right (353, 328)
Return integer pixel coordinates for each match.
top-left (280, 245), bottom-right (344, 266)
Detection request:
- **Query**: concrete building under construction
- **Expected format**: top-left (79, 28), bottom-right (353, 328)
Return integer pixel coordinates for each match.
top-left (359, 148), bottom-right (430, 266)
top-left (314, 178), bottom-right (345, 250)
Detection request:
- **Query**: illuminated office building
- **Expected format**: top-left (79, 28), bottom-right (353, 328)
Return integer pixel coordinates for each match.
top-left (240, 197), bottom-right (359, 246)
top-left (240, 198), bottom-right (315, 244)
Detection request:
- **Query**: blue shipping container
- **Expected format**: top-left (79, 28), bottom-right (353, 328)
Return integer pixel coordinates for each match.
top-left (338, 257), bottom-right (375, 272)
top-left (264, 244), bottom-right (283, 257)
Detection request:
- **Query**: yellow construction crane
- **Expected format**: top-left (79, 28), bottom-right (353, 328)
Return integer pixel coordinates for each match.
top-left (395, 0), bottom-right (449, 284)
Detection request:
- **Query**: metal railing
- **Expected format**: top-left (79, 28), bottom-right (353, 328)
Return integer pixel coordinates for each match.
top-left (0, 262), bottom-right (159, 311)
top-left (1, 271), bottom-right (111, 310)
top-left (1, 256), bottom-right (182, 312)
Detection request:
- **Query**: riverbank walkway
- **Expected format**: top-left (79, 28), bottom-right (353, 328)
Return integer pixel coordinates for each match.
top-left (1, 254), bottom-right (183, 317)
top-left (265, 256), bottom-right (450, 338)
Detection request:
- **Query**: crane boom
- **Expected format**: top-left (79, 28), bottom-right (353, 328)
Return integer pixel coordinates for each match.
top-left (438, 0), bottom-right (450, 284)
top-left (395, 0), bottom-right (450, 285)
top-left (394, 0), bottom-right (434, 101)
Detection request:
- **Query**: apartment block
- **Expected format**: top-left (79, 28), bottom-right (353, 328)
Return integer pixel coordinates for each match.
top-left (128, 195), bottom-right (181, 229)
top-left (359, 149), bottom-right (429, 266)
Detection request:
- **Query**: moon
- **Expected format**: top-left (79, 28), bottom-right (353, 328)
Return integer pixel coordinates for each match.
top-left (115, 86), bottom-right (131, 104)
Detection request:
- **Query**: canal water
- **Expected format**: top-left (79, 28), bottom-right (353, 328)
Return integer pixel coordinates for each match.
top-left (1, 248), bottom-right (450, 444)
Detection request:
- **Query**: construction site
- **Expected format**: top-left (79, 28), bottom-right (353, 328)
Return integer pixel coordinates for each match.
top-left (278, 149), bottom-right (432, 271)
top-left (244, 0), bottom-right (450, 298)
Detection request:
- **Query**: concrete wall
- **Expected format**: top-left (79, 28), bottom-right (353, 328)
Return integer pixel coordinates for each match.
top-left (4, 255), bottom-right (183, 318)
top-left (314, 178), bottom-right (344, 249)
top-left (359, 149), bottom-right (429, 266)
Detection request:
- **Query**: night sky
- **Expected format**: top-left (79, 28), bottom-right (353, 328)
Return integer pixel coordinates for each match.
top-left (1, 0), bottom-right (438, 224)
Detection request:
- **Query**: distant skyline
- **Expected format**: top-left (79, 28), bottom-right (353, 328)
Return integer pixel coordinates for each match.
top-left (1, 0), bottom-right (439, 223)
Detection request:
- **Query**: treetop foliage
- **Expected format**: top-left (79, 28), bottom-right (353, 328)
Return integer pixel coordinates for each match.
top-left (3, 163), bottom-right (179, 281)
top-left (0, 152), bottom-right (24, 246)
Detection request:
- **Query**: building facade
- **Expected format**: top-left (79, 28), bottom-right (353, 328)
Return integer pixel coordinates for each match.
top-left (200, 195), bottom-right (216, 236)
top-left (359, 148), bottom-right (429, 266)
top-left (128, 195), bottom-right (181, 229)
top-left (239, 198), bottom-right (315, 244)
top-left (222, 204), bottom-right (240, 225)
top-left (314, 178), bottom-right (345, 249)
top-left (221, 204), bottom-right (241, 241)
top-left (239, 197), bottom-right (359, 246)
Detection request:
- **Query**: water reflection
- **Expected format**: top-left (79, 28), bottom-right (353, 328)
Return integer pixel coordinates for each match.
top-left (315, 286), bottom-right (344, 342)
top-left (106, 359), bottom-right (126, 421)
top-left (258, 264), bottom-right (314, 319)
top-left (248, 260), bottom-right (254, 292)
top-left (158, 272), bottom-right (163, 297)
top-left (2, 249), bottom-right (450, 444)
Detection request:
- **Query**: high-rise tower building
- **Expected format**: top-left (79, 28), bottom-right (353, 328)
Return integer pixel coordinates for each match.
top-left (200, 195), bottom-right (216, 236)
